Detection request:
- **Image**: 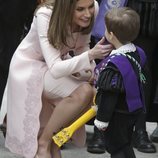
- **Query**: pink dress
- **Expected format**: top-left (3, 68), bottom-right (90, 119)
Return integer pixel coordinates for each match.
top-left (5, 2), bottom-right (99, 158)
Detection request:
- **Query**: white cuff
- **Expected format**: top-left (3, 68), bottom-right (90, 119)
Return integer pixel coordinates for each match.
top-left (94, 119), bottom-right (109, 130)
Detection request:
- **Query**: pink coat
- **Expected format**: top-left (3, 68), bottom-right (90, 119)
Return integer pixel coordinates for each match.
top-left (5, 2), bottom-right (99, 158)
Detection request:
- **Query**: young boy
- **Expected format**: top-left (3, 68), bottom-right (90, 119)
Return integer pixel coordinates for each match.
top-left (94, 7), bottom-right (148, 158)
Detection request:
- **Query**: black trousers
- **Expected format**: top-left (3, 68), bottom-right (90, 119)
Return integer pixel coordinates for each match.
top-left (134, 37), bottom-right (158, 124)
top-left (127, 0), bottom-right (158, 124)
top-left (111, 145), bottom-right (136, 158)
top-left (0, 26), bottom-right (23, 107)
top-left (104, 112), bottom-right (140, 154)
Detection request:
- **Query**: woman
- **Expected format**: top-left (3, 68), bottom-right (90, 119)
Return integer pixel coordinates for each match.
top-left (5, 0), bottom-right (112, 158)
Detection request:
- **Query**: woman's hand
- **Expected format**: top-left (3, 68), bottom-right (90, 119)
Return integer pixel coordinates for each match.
top-left (72, 70), bottom-right (92, 81)
top-left (88, 37), bottom-right (113, 61)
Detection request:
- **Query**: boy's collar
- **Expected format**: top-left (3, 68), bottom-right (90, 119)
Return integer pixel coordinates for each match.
top-left (110, 43), bottom-right (136, 56)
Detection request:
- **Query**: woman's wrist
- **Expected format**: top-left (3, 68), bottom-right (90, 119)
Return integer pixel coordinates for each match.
top-left (88, 50), bottom-right (94, 61)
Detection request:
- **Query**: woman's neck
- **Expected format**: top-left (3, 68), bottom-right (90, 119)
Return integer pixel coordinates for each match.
top-left (71, 24), bottom-right (82, 33)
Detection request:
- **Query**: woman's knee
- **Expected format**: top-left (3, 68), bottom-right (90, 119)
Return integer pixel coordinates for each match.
top-left (81, 83), bottom-right (94, 97)
top-left (72, 83), bottom-right (94, 104)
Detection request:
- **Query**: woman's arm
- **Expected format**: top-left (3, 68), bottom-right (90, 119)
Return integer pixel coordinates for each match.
top-left (36, 7), bottom-right (92, 78)
top-left (36, 6), bottom-right (111, 79)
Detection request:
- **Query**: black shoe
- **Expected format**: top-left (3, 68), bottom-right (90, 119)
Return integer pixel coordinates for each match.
top-left (150, 126), bottom-right (158, 143)
top-left (87, 126), bottom-right (106, 154)
top-left (0, 124), bottom-right (6, 137)
top-left (133, 129), bottom-right (156, 153)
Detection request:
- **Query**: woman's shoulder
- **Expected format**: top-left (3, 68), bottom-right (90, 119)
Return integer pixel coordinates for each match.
top-left (35, 5), bottom-right (52, 17)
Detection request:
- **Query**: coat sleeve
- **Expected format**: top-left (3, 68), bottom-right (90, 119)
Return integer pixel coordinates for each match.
top-left (95, 64), bottom-right (124, 123)
top-left (35, 7), bottom-right (92, 79)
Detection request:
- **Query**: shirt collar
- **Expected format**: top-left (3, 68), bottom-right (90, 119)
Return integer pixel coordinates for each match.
top-left (110, 43), bottom-right (136, 56)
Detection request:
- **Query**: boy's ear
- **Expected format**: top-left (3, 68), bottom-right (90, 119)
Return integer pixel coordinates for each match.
top-left (110, 31), bottom-right (118, 41)
top-left (109, 31), bottom-right (114, 40)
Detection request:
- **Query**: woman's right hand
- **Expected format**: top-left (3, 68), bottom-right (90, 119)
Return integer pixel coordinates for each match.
top-left (88, 37), bottom-right (113, 61)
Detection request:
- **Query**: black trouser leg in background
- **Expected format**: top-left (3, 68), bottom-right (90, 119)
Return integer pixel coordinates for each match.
top-left (111, 145), bottom-right (136, 158)
top-left (0, 27), bottom-right (22, 108)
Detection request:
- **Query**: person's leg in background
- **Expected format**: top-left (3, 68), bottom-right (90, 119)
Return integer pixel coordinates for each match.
top-left (0, 24), bottom-right (7, 108)
top-left (148, 40), bottom-right (158, 143)
top-left (127, 0), bottom-right (158, 153)
top-left (132, 37), bottom-right (157, 153)
top-left (0, 15), bottom-right (24, 136)
top-left (132, 112), bottom-right (156, 153)
top-left (111, 145), bottom-right (136, 158)
top-left (150, 123), bottom-right (158, 143)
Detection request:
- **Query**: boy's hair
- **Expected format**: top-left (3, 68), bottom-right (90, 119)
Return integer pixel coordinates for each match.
top-left (105, 7), bottom-right (140, 44)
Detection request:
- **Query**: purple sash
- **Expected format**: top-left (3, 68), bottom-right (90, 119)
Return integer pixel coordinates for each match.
top-left (94, 46), bottom-right (146, 112)
top-left (92, 0), bottom-right (128, 40)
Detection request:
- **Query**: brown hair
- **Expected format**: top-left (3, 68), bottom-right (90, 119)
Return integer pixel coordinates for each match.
top-left (105, 7), bottom-right (140, 44)
top-left (41, 0), bottom-right (94, 49)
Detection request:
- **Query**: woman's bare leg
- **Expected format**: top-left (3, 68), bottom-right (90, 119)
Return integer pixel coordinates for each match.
top-left (51, 142), bottom-right (62, 158)
top-left (36, 83), bottom-right (94, 158)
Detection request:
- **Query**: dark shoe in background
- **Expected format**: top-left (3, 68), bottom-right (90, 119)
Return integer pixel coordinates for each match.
top-left (0, 124), bottom-right (6, 137)
top-left (87, 126), bottom-right (106, 154)
top-left (150, 125), bottom-right (158, 143)
top-left (133, 129), bottom-right (156, 153)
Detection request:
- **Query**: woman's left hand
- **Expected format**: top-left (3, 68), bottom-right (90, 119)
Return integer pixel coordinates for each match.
top-left (72, 70), bottom-right (92, 81)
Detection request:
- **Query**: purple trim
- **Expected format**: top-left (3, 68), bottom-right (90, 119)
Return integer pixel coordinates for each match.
top-left (94, 46), bottom-right (146, 112)
top-left (111, 55), bottom-right (143, 112)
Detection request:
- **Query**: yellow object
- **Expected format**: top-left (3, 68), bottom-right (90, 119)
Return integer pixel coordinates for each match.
top-left (52, 106), bottom-right (97, 147)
